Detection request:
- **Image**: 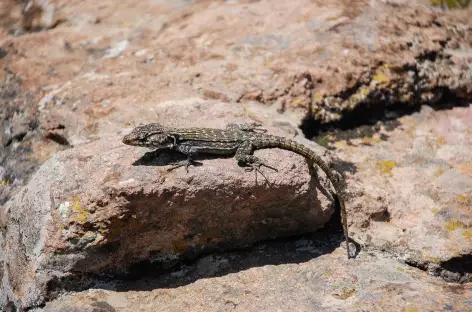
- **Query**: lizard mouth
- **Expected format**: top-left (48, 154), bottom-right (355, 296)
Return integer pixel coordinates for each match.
top-left (122, 136), bottom-right (173, 149)
top-left (122, 135), bottom-right (135, 145)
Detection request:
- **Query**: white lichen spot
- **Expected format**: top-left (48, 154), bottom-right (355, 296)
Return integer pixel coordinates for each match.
top-left (134, 49), bottom-right (147, 56)
top-left (94, 233), bottom-right (104, 243)
top-left (118, 178), bottom-right (136, 187)
top-left (104, 40), bottom-right (129, 59)
top-left (57, 201), bottom-right (70, 219)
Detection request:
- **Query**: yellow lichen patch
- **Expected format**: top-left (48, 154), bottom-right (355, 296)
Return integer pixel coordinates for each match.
top-left (372, 72), bottom-right (390, 85)
top-left (71, 195), bottom-right (89, 224)
top-left (434, 167), bottom-right (446, 177)
top-left (291, 97), bottom-right (304, 106)
top-left (437, 136), bottom-right (447, 145)
top-left (313, 92), bottom-right (324, 102)
top-left (334, 140), bottom-right (348, 149)
top-left (404, 308), bottom-right (419, 312)
top-left (361, 88), bottom-right (370, 97)
top-left (429, 0), bottom-right (471, 8)
top-left (316, 135), bottom-right (331, 148)
top-left (0, 180), bottom-right (10, 186)
top-left (445, 219), bottom-right (467, 232)
top-left (377, 160), bottom-right (397, 176)
top-left (431, 207), bottom-right (440, 214)
top-left (463, 229), bottom-right (472, 240)
top-left (361, 136), bottom-right (381, 145)
top-left (349, 86), bottom-right (370, 105)
top-left (372, 64), bottom-right (393, 86)
top-left (331, 112), bottom-right (342, 121)
top-left (244, 108), bottom-right (260, 122)
top-left (457, 194), bottom-right (469, 203)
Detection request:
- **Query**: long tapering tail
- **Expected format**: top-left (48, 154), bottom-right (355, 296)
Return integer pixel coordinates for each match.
top-left (254, 135), bottom-right (351, 258)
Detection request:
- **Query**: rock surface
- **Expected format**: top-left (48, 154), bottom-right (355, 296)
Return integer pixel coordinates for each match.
top-left (1, 100), bottom-right (341, 310)
top-left (0, 0), bottom-right (471, 311)
top-left (37, 248), bottom-right (472, 312)
top-left (339, 104), bottom-right (472, 283)
top-left (1, 0), bottom-right (471, 205)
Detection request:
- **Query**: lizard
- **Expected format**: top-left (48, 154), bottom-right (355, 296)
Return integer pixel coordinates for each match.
top-left (122, 122), bottom-right (352, 258)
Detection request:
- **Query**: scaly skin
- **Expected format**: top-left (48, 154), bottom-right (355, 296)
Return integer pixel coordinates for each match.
top-left (123, 122), bottom-right (352, 258)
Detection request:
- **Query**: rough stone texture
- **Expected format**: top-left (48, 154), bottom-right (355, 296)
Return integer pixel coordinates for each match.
top-left (0, 0), bottom-right (471, 203)
top-left (39, 247), bottom-right (472, 312)
top-left (0, 71), bottom-right (44, 206)
top-left (0, 0), bottom-right (61, 34)
top-left (337, 104), bottom-right (472, 283)
top-left (0, 100), bottom-right (338, 310)
top-left (0, 0), bottom-right (471, 310)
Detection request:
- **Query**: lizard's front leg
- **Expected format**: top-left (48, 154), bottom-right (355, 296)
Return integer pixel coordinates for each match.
top-left (167, 144), bottom-right (199, 172)
top-left (235, 141), bottom-right (278, 182)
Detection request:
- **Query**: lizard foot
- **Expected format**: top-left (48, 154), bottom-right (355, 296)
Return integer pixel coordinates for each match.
top-left (167, 158), bottom-right (200, 173)
top-left (225, 122), bottom-right (267, 133)
top-left (243, 161), bottom-right (278, 184)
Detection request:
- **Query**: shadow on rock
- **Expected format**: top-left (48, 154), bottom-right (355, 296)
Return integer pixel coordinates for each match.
top-left (132, 149), bottom-right (235, 167)
top-left (111, 231), bottom-right (343, 292)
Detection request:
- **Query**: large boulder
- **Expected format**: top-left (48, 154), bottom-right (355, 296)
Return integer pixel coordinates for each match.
top-left (0, 101), bottom-right (339, 310)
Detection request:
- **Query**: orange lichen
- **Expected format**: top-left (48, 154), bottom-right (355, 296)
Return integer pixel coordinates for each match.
top-left (437, 136), bottom-right (447, 145)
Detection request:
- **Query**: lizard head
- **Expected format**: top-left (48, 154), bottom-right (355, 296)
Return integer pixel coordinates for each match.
top-left (122, 123), bottom-right (173, 148)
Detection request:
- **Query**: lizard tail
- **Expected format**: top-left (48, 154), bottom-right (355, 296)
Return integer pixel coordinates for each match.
top-left (256, 136), bottom-right (352, 258)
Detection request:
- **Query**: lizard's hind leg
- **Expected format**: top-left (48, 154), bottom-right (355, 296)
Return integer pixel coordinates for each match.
top-left (235, 142), bottom-right (278, 183)
top-left (225, 122), bottom-right (267, 133)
